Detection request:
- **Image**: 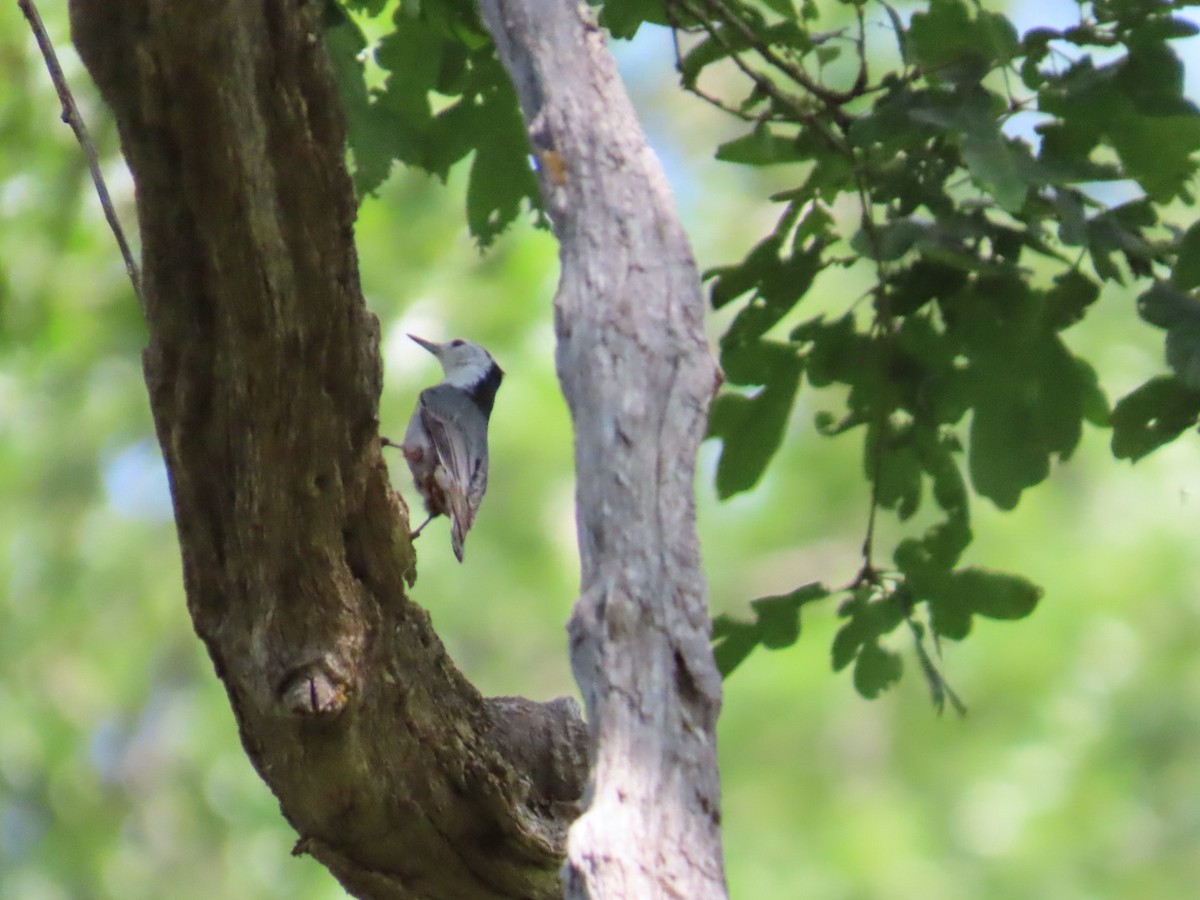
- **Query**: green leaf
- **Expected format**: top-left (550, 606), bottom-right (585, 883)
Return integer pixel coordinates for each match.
top-left (1075, 355), bottom-right (1111, 427)
top-left (720, 338), bottom-right (798, 387)
top-left (1022, 27), bottom-right (1060, 57)
top-left (1137, 283), bottom-right (1200, 382)
top-left (1110, 376), bottom-right (1200, 461)
top-left (750, 595), bottom-right (804, 649)
top-left (711, 616), bottom-right (761, 677)
top-left (1039, 46), bottom-right (1200, 203)
top-left (952, 278), bottom-right (1097, 508)
top-left (1053, 189), bottom-right (1088, 245)
top-left (968, 400), bottom-right (1050, 510)
top-left (951, 568), bottom-right (1042, 620)
top-left (903, 85), bottom-right (1036, 212)
top-left (964, 344), bottom-right (1099, 506)
top-left (868, 424), bottom-right (923, 520)
top-left (831, 619), bottom-right (863, 673)
top-left (814, 409), bottom-right (866, 436)
top-left (793, 314), bottom-right (858, 387)
top-left (1113, 42), bottom-right (1194, 117)
top-left (910, 619), bottom-right (967, 716)
top-left (1130, 16), bottom-right (1200, 42)
top-left (326, 4), bottom-right (544, 240)
top-left (1044, 270), bottom-right (1101, 329)
top-left (708, 256), bottom-right (766, 310)
top-left (1109, 112), bottom-right (1200, 203)
top-left (751, 582), bottom-right (830, 649)
top-left (1137, 280), bottom-right (1200, 329)
top-left (850, 89), bottom-right (929, 152)
top-left (923, 515), bottom-right (972, 572)
top-left (925, 585), bottom-right (973, 640)
top-left (976, 10), bottom-right (1021, 65)
top-left (892, 440), bottom-right (973, 578)
top-left (599, 0), bottom-right (670, 39)
top-left (708, 205), bottom-right (801, 310)
top-left (815, 45), bottom-right (840, 66)
top-left (853, 641), bottom-right (903, 699)
top-left (960, 133), bottom-right (1033, 213)
top-left (728, 253), bottom-right (824, 343)
top-left (716, 124), bottom-right (805, 166)
top-left (906, 549), bottom-right (1036, 642)
top-left (895, 509), bottom-right (971, 591)
top-left (851, 218), bottom-right (926, 262)
top-left (890, 259), bottom-right (970, 313)
top-left (921, 433), bottom-right (967, 511)
top-left (831, 588), bottom-right (906, 685)
top-left (425, 100), bottom-right (484, 178)
top-left (707, 204), bottom-right (827, 372)
top-left (324, 12), bottom-right (401, 195)
top-left (881, 2), bottom-right (908, 62)
top-left (1040, 346), bottom-right (1098, 455)
top-left (1166, 323), bottom-right (1200, 390)
top-left (708, 356), bottom-right (803, 498)
top-left (759, 0), bottom-right (798, 20)
top-left (711, 582), bottom-right (830, 676)
top-left (1173, 221), bottom-right (1200, 291)
top-left (908, 0), bottom-right (1017, 83)
top-left (464, 79), bottom-right (538, 247)
top-left (1085, 201), bottom-right (1161, 283)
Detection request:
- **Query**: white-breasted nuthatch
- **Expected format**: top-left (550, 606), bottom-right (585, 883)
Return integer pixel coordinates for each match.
top-left (384, 334), bottom-right (503, 562)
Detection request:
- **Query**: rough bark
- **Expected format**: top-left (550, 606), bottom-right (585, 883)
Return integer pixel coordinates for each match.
top-left (68, 2), bottom-right (587, 898)
top-left (478, 3), bottom-right (729, 897)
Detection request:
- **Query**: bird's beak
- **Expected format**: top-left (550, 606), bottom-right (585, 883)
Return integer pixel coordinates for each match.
top-left (408, 333), bottom-right (441, 356)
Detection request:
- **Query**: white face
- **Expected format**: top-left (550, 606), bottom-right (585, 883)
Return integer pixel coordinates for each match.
top-left (410, 335), bottom-right (496, 388)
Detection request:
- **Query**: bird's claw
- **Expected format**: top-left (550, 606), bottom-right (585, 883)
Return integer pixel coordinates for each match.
top-left (409, 514), bottom-right (435, 541)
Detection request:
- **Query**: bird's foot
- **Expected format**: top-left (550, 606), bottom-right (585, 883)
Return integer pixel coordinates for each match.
top-left (409, 513), bottom-right (435, 541)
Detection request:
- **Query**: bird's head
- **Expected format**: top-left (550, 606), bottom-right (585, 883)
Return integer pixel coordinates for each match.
top-left (409, 333), bottom-right (503, 390)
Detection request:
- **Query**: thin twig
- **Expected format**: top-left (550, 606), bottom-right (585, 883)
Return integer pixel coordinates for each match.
top-left (672, 0), bottom-right (857, 150)
top-left (850, 4), bottom-right (868, 96)
top-left (699, 0), bottom-right (859, 108)
top-left (852, 164), bottom-right (894, 575)
top-left (19, 0), bottom-right (144, 310)
top-left (665, 4), bottom-right (764, 122)
top-left (674, 0), bottom-right (809, 121)
top-left (674, 0), bottom-right (852, 154)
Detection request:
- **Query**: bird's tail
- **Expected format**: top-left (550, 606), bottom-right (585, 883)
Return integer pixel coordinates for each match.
top-left (448, 497), bottom-right (475, 563)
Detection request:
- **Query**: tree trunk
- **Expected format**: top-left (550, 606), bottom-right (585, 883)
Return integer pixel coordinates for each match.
top-left (69, 0), bottom-right (725, 895)
top-left (69, 2), bottom-right (586, 898)
top-left (478, 3), bottom-right (728, 897)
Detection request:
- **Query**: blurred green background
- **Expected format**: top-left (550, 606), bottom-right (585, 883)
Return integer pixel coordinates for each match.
top-left (2, 3), bottom-right (1199, 898)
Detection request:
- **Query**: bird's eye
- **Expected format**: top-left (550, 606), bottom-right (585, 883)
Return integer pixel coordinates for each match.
top-left (450, 339), bottom-right (465, 347)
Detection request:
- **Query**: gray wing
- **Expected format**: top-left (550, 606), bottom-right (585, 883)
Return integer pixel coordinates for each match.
top-left (418, 385), bottom-right (490, 559)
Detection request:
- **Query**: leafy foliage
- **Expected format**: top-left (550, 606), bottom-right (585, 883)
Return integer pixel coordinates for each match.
top-left (326, 0), bottom-right (539, 246)
top-left (327, 0), bottom-right (1200, 704)
top-left (646, 0), bottom-right (1200, 703)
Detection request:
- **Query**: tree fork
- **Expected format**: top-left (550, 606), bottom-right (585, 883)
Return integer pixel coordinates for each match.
top-left (68, 1), bottom-right (586, 897)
